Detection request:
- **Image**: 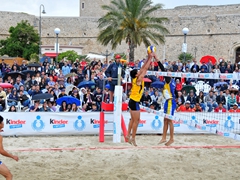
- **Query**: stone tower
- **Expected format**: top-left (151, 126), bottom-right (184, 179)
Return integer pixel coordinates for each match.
top-left (79, 0), bottom-right (111, 17)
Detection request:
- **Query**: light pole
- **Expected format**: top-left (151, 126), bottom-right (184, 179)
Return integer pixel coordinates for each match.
top-left (102, 50), bottom-right (112, 64)
top-left (39, 4), bottom-right (46, 59)
top-left (54, 28), bottom-right (61, 62)
top-left (194, 47), bottom-right (197, 60)
top-left (182, 27), bottom-right (189, 62)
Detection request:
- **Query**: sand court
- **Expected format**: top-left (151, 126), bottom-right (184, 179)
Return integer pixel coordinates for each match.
top-left (1, 135), bottom-right (240, 180)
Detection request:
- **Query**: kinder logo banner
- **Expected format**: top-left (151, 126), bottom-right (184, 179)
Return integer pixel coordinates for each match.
top-left (0, 112), bottom-right (239, 136)
top-left (6, 119), bottom-right (26, 129)
top-left (50, 118), bottom-right (68, 128)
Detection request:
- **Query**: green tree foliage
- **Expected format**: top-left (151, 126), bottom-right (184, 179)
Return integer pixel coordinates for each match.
top-left (0, 20), bottom-right (39, 60)
top-left (178, 52), bottom-right (194, 63)
top-left (97, 0), bottom-right (169, 62)
top-left (57, 50), bottom-right (79, 62)
top-left (30, 53), bottom-right (39, 63)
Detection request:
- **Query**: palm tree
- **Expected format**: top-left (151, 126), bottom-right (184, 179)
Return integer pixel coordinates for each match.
top-left (97, 0), bottom-right (169, 62)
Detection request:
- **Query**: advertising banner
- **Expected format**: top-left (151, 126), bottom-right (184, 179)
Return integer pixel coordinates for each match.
top-left (0, 112), bottom-right (239, 136)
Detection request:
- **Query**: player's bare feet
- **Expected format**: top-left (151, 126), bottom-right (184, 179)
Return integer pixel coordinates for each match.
top-left (131, 138), bottom-right (137, 147)
top-left (165, 139), bottom-right (174, 146)
top-left (158, 139), bottom-right (167, 144)
top-left (125, 135), bottom-right (132, 145)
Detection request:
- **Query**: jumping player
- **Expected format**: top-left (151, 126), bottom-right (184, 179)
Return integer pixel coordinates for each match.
top-left (157, 59), bottom-right (176, 146)
top-left (0, 115), bottom-right (19, 180)
top-left (126, 51), bottom-right (155, 146)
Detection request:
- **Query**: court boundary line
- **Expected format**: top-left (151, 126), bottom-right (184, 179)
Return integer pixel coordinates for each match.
top-left (9, 145), bottom-right (240, 152)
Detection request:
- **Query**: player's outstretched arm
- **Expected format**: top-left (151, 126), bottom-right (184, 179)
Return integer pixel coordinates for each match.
top-left (136, 52), bottom-right (154, 84)
top-left (0, 136), bottom-right (18, 161)
top-left (154, 54), bottom-right (165, 72)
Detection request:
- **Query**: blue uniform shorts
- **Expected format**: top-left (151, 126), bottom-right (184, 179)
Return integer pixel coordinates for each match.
top-left (164, 99), bottom-right (176, 116)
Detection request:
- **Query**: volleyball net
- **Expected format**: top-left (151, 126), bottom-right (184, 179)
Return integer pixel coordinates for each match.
top-left (140, 70), bottom-right (240, 141)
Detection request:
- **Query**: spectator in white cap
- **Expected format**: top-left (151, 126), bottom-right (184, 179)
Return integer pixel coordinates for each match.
top-left (176, 100), bottom-right (195, 112)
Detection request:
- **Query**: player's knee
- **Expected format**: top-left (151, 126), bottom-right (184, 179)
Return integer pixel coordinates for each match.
top-left (167, 120), bottom-right (173, 124)
top-left (5, 171), bottom-right (12, 179)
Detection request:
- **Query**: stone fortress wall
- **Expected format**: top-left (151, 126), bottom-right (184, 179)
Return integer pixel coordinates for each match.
top-left (1, 0), bottom-right (240, 62)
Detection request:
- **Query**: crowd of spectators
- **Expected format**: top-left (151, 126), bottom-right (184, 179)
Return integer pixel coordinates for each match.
top-left (0, 56), bottom-right (239, 113)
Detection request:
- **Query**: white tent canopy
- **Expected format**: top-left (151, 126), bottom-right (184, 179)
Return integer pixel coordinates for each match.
top-left (86, 53), bottom-right (106, 60)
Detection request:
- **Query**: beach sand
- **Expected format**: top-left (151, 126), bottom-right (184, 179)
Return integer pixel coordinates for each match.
top-left (1, 135), bottom-right (240, 180)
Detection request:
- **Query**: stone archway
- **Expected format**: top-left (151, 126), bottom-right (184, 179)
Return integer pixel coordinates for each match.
top-left (235, 47), bottom-right (240, 63)
top-left (230, 43), bottom-right (240, 63)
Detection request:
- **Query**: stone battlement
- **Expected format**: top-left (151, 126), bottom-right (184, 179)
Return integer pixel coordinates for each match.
top-left (1, 2), bottom-right (240, 62)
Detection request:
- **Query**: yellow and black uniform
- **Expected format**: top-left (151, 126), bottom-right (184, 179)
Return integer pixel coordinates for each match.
top-left (128, 78), bottom-right (144, 111)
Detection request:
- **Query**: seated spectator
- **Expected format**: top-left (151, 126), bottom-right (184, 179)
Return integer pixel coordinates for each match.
top-left (94, 88), bottom-right (102, 111)
top-left (39, 78), bottom-right (47, 90)
top-left (49, 89), bottom-right (57, 102)
top-left (47, 101), bottom-right (56, 112)
top-left (205, 91), bottom-right (218, 112)
top-left (193, 103), bottom-right (202, 112)
top-left (216, 90), bottom-right (226, 106)
top-left (28, 85), bottom-right (36, 96)
top-left (18, 90), bottom-right (30, 107)
top-left (27, 75), bottom-right (38, 88)
top-left (91, 103), bottom-right (98, 112)
top-left (32, 85), bottom-right (42, 96)
top-left (84, 89), bottom-right (94, 111)
top-left (176, 91), bottom-right (185, 108)
top-left (227, 92), bottom-right (237, 110)
top-left (58, 70), bottom-right (65, 86)
top-left (66, 104), bottom-right (72, 112)
top-left (151, 91), bottom-right (160, 110)
top-left (0, 86), bottom-right (6, 100)
top-left (8, 90), bottom-right (18, 107)
top-left (228, 103), bottom-right (240, 112)
top-left (141, 91), bottom-right (152, 107)
top-left (186, 90), bottom-right (196, 108)
top-left (8, 105), bottom-right (17, 112)
top-left (59, 101), bottom-right (68, 112)
top-left (65, 77), bottom-right (73, 87)
top-left (30, 101), bottom-right (40, 112)
top-left (196, 91), bottom-right (206, 111)
top-left (58, 89), bottom-right (67, 98)
top-left (175, 79), bottom-right (182, 92)
top-left (70, 103), bottom-right (80, 112)
top-left (182, 90), bottom-right (188, 102)
top-left (14, 78), bottom-right (23, 90)
top-left (39, 101), bottom-right (51, 112)
top-left (35, 72), bottom-right (41, 84)
top-left (214, 102), bottom-right (227, 112)
top-left (0, 96), bottom-right (5, 112)
top-left (176, 101), bottom-right (195, 112)
top-left (71, 89), bottom-right (80, 99)
top-left (53, 84), bottom-right (61, 97)
top-left (19, 85), bottom-right (29, 95)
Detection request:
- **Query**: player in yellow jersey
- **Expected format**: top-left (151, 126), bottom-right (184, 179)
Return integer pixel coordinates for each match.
top-left (126, 52), bottom-right (155, 146)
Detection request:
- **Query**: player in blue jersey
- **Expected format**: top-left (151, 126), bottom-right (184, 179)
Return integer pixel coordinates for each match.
top-left (156, 56), bottom-right (176, 146)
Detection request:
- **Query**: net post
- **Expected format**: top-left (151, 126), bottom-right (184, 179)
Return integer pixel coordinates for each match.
top-left (113, 67), bottom-right (123, 143)
top-left (121, 115), bottom-right (128, 142)
top-left (99, 111), bottom-right (105, 142)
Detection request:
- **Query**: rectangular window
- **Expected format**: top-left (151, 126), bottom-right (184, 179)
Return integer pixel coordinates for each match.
top-left (82, 3), bottom-right (84, 9)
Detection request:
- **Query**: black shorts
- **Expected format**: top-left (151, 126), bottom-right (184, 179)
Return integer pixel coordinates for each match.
top-left (128, 99), bottom-right (140, 111)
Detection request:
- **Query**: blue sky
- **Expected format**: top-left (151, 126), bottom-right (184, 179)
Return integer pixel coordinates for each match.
top-left (0, 0), bottom-right (239, 16)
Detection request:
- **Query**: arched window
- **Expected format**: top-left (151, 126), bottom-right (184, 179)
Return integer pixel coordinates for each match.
top-left (235, 47), bottom-right (240, 63)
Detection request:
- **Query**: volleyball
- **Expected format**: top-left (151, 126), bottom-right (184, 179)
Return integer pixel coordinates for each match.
top-left (147, 45), bottom-right (156, 54)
